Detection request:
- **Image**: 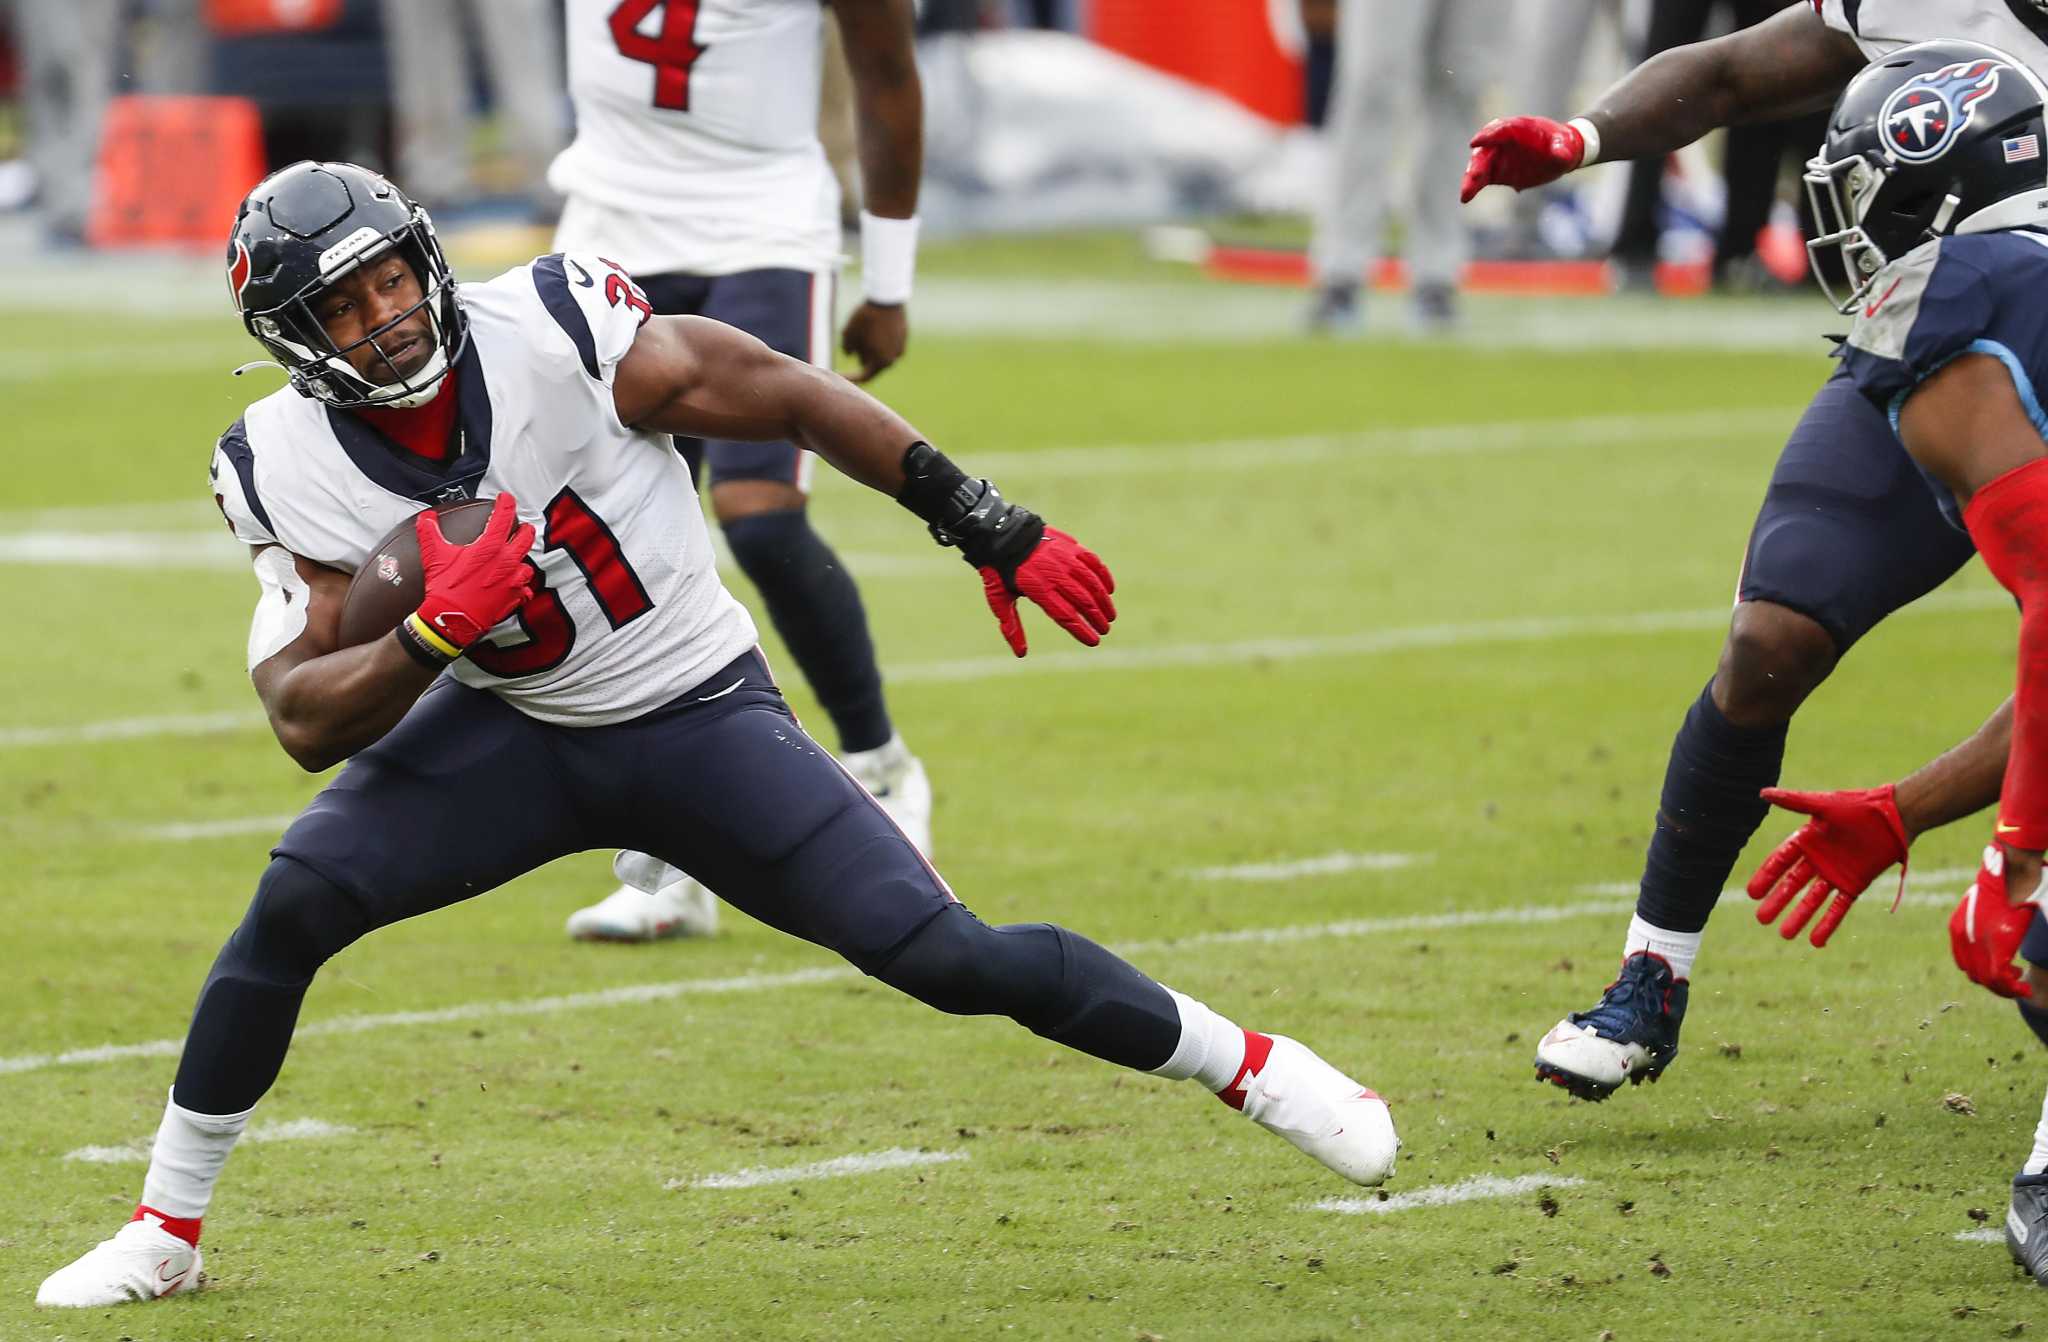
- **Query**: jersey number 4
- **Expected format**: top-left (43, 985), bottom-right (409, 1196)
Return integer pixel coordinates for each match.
top-left (468, 488), bottom-right (654, 679)
top-left (608, 0), bottom-right (706, 112)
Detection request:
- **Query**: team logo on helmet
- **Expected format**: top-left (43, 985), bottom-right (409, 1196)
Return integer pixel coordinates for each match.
top-left (226, 239), bottom-right (252, 307)
top-left (1881, 59), bottom-right (2005, 163)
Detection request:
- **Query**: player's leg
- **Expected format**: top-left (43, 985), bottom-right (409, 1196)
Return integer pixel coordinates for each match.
top-left (559, 267), bottom-right (728, 941)
top-left (2004, 931), bottom-right (2048, 1284)
top-left (605, 655), bottom-right (1397, 1186)
top-left (1410, 0), bottom-right (1504, 329)
top-left (1307, 0), bottom-right (1424, 333)
top-left (1535, 368), bottom-right (1978, 1101)
top-left (698, 268), bottom-right (928, 843)
top-left (38, 683), bottom-right (592, 1308)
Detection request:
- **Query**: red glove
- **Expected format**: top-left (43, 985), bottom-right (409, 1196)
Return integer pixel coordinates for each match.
top-left (1949, 844), bottom-right (2040, 999)
top-left (412, 493), bottom-right (537, 655)
top-left (980, 526), bottom-right (1115, 658)
top-left (1461, 116), bottom-right (1587, 204)
top-left (1746, 785), bottom-right (1910, 947)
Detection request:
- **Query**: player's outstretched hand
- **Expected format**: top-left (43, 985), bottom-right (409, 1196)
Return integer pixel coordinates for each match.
top-left (1461, 116), bottom-right (1587, 204)
top-left (979, 527), bottom-right (1115, 658)
top-left (416, 493), bottom-right (536, 650)
top-left (1746, 784), bottom-right (1910, 947)
top-left (1949, 843), bottom-right (2041, 999)
top-left (841, 301), bottom-right (908, 384)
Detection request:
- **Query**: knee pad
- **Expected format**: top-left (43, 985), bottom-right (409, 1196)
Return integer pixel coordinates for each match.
top-left (721, 509), bottom-right (813, 582)
top-left (226, 856), bottom-right (371, 985)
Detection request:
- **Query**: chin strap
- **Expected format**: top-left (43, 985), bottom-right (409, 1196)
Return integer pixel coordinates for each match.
top-left (231, 360), bottom-right (286, 379)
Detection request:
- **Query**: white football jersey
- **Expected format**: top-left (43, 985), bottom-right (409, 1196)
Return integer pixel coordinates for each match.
top-left (1816, 0), bottom-right (2048, 66)
top-left (548, 0), bottom-right (839, 276)
top-left (210, 253), bottom-right (758, 727)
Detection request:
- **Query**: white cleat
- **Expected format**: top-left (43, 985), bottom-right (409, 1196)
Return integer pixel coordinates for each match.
top-left (1234, 1035), bottom-right (1399, 1187)
top-left (841, 734), bottom-right (933, 858)
top-left (566, 877), bottom-right (720, 943)
top-left (37, 1218), bottom-right (201, 1308)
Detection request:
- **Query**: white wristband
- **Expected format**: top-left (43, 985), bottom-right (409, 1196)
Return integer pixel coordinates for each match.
top-left (1567, 116), bottom-right (1602, 168)
top-left (860, 210), bottom-right (920, 306)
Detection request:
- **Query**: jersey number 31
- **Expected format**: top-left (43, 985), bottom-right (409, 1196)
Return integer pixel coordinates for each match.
top-left (608, 0), bottom-right (706, 112)
top-left (468, 488), bottom-right (653, 679)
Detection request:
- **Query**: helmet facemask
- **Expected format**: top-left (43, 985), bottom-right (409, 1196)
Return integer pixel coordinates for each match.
top-left (1803, 150), bottom-right (1962, 313)
top-left (241, 207), bottom-right (468, 409)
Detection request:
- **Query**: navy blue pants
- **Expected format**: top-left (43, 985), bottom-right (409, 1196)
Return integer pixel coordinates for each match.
top-left (275, 651), bottom-right (941, 969)
top-left (1737, 364), bottom-right (1976, 652)
top-left (171, 653), bottom-right (1182, 1112)
top-left (637, 269), bottom-right (825, 489)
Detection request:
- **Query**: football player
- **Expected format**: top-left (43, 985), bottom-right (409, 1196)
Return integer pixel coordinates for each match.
top-left (550, 0), bottom-right (931, 943)
top-left (1462, 0), bottom-right (2048, 1103)
top-left (34, 162), bottom-right (1400, 1308)
top-left (1732, 41), bottom-right (2048, 1286)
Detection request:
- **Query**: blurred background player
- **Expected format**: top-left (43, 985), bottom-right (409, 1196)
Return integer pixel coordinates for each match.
top-left (1462, 1), bottom-right (2048, 1103)
top-left (549, 0), bottom-right (930, 943)
top-left (378, 0), bottom-right (565, 218)
top-left (1306, 0), bottom-right (1502, 334)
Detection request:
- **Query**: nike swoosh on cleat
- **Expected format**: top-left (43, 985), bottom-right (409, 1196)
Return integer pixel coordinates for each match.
top-left (153, 1259), bottom-right (189, 1294)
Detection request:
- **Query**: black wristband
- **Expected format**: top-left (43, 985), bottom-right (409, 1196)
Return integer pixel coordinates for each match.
top-left (895, 442), bottom-right (1044, 576)
top-left (392, 619), bottom-right (455, 670)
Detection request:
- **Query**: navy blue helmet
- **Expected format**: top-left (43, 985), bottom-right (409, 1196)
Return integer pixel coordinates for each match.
top-left (226, 161), bottom-right (466, 407)
top-left (1806, 39), bottom-right (2048, 312)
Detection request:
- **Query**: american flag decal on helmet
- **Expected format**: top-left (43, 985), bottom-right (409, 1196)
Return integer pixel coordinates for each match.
top-left (2006, 133), bottom-right (2041, 164)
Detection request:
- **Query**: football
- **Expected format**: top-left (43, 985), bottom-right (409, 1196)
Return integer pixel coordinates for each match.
top-left (335, 497), bottom-right (499, 648)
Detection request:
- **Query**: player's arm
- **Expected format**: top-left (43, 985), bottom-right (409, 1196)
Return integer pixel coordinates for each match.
top-left (1748, 698), bottom-right (2011, 945)
top-left (612, 315), bottom-right (1113, 655)
top-left (1462, 5), bottom-right (1863, 201)
top-left (247, 497), bottom-right (536, 772)
top-left (833, 0), bottom-right (922, 383)
top-left (246, 547), bottom-right (442, 773)
top-left (1897, 354), bottom-right (2048, 995)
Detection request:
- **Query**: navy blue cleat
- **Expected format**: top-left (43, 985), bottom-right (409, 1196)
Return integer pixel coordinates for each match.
top-left (2007, 1173), bottom-right (2048, 1286)
top-left (1533, 951), bottom-right (1689, 1102)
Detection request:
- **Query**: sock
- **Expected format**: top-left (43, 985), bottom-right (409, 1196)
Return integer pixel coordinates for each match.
top-left (136, 1088), bottom-right (254, 1234)
top-left (2028, 1081), bottom-right (2048, 1177)
top-left (722, 510), bottom-right (893, 753)
top-left (1625, 913), bottom-right (1701, 981)
top-left (1637, 680), bottom-right (1789, 933)
top-left (1148, 989), bottom-right (1258, 1099)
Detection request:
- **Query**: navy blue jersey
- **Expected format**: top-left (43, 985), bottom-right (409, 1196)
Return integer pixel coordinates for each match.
top-left (1841, 228), bottom-right (2048, 435)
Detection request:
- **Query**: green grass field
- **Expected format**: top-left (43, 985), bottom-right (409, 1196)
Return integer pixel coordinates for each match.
top-left (4, 244), bottom-right (2042, 1340)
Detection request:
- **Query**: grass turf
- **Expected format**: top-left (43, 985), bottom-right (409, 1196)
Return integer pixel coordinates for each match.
top-left (1, 258), bottom-right (2039, 1339)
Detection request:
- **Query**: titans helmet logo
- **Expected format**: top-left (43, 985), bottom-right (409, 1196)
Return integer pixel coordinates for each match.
top-left (1881, 59), bottom-right (2005, 163)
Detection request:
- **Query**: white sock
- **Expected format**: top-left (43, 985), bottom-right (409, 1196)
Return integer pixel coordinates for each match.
top-left (138, 1089), bottom-right (255, 1220)
top-left (1624, 914), bottom-right (1702, 981)
top-left (2027, 1082), bottom-right (2048, 1177)
top-left (1148, 989), bottom-right (1248, 1092)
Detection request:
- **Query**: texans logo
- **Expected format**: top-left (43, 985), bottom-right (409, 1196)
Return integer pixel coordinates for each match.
top-left (1881, 59), bottom-right (2004, 163)
top-left (226, 240), bottom-right (252, 308)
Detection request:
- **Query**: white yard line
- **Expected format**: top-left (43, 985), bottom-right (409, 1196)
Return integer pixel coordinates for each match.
top-left (133, 814), bottom-right (298, 842)
top-left (670, 1147), bottom-right (968, 1191)
top-left (0, 849), bottom-right (2006, 1078)
top-left (1314, 1173), bottom-right (1586, 1215)
top-left (1955, 1227), bottom-right (2006, 1243)
top-left (966, 407), bottom-right (1799, 479)
top-left (1189, 852), bottom-right (1426, 881)
top-left (0, 902), bottom-right (1644, 1080)
top-left (62, 1116), bottom-right (355, 1164)
top-left (14, 578), bottom-right (2006, 750)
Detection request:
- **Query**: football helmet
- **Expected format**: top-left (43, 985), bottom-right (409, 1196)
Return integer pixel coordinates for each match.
top-left (1806, 39), bottom-right (2048, 312)
top-left (225, 161), bottom-right (466, 408)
